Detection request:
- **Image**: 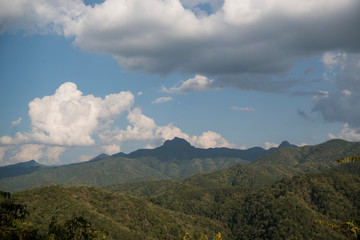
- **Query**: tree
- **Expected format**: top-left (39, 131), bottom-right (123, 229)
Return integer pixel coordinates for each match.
top-left (0, 191), bottom-right (39, 239)
top-left (48, 215), bottom-right (105, 240)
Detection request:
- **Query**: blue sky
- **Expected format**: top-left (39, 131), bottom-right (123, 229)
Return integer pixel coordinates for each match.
top-left (0, 0), bottom-right (360, 166)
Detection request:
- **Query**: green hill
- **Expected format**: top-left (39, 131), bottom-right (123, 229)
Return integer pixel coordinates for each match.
top-left (144, 164), bottom-right (360, 239)
top-left (10, 163), bottom-right (360, 239)
top-left (12, 185), bottom-right (230, 240)
top-left (107, 139), bottom-right (360, 197)
top-left (251, 139), bottom-right (360, 171)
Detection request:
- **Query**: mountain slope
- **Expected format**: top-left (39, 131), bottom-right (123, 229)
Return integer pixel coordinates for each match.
top-left (12, 164), bottom-right (360, 240)
top-left (144, 164), bottom-right (360, 239)
top-left (108, 139), bottom-right (360, 197)
top-left (251, 139), bottom-right (360, 172)
top-left (2, 139), bottom-right (359, 193)
top-left (0, 160), bottom-right (49, 180)
top-left (0, 157), bottom-right (170, 192)
top-left (12, 185), bottom-right (230, 240)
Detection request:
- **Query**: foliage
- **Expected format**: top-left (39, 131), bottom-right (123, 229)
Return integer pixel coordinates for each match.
top-left (146, 166), bottom-right (360, 239)
top-left (1, 191), bottom-right (105, 240)
top-left (13, 186), bottom-right (229, 239)
top-left (48, 216), bottom-right (105, 240)
top-left (0, 191), bottom-right (39, 240)
top-left (315, 219), bottom-right (360, 240)
top-left (337, 154), bottom-right (360, 163)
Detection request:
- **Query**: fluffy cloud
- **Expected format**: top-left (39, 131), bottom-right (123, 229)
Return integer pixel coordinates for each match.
top-left (44, 146), bottom-right (66, 165)
top-left (2, 0), bottom-right (359, 92)
top-left (11, 144), bottom-right (44, 163)
top-left (0, 0), bottom-right (86, 34)
top-left (191, 131), bottom-right (235, 148)
top-left (0, 82), bottom-right (134, 146)
top-left (329, 124), bottom-right (360, 142)
top-left (99, 107), bottom-right (234, 153)
top-left (99, 107), bottom-right (189, 146)
top-left (162, 75), bottom-right (214, 93)
top-left (264, 142), bottom-right (279, 150)
top-left (1, 82), bottom-right (234, 163)
top-left (152, 97), bottom-right (173, 104)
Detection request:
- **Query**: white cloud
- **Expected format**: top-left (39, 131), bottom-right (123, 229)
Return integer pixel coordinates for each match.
top-left (231, 106), bottom-right (255, 111)
top-left (264, 142), bottom-right (279, 150)
top-left (190, 131), bottom-right (235, 148)
top-left (328, 123), bottom-right (360, 142)
top-left (0, 0), bottom-right (86, 34)
top-left (1, 82), bottom-right (235, 164)
top-left (44, 146), bottom-right (66, 165)
top-left (99, 108), bottom-right (189, 144)
top-left (99, 107), bottom-right (234, 150)
top-left (152, 97), bottom-right (173, 104)
top-left (11, 117), bottom-right (22, 127)
top-left (102, 144), bottom-right (121, 155)
top-left (322, 52), bottom-right (347, 70)
top-left (0, 82), bottom-right (134, 146)
top-left (11, 144), bottom-right (44, 163)
top-left (162, 75), bottom-right (214, 93)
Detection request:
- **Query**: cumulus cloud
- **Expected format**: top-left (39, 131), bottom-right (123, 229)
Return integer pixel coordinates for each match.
top-left (99, 107), bottom-right (234, 150)
top-left (328, 124), bottom-right (360, 142)
top-left (152, 97), bottom-right (173, 104)
top-left (161, 75), bottom-right (214, 93)
top-left (2, 0), bottom-right (359, 92)
top-left (0, 82), bottom-right (134, 146)
top-left (44, 146), bottom-right (66, 165)
top-left (231, 106), bottom-right (255, 111)
top-left (11, 144), bottom-right (44, 163)
top-left (264, 142), bottom-right (279, 150)
top-left (1, 82), bottom-right (234, 163)
top-left (102, 144), bottom-right (121, 155)
top-left (0, 0), bottom-right (86, 34)
top-left (191, 131), bottom-right (235, 148)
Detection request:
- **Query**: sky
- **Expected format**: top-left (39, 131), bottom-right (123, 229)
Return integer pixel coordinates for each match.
top-left (0, 0), bottom-right (360, 166)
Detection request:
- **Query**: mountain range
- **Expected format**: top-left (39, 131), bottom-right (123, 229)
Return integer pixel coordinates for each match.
top-left (1, 138), bottom-right (359, 193)
top-left (0, 137), bottom-right (298, 192)
top-left (9, 157), bottom-right (360, 239)
top-left (1, 137), bottom-right (360, 239)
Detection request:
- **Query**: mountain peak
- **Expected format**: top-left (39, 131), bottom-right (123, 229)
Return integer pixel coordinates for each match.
top-left (278, 141), bottom-right (297, 148)
top-left (162, 137), bottom-right (193, 149)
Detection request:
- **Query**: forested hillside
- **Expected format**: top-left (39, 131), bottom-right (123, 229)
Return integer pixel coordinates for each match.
top-left (7, 163), bottom-right (360, 239)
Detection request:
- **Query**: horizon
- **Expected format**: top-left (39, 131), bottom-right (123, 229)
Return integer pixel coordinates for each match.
top-left (1, 0), bottom-right (360, 166)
